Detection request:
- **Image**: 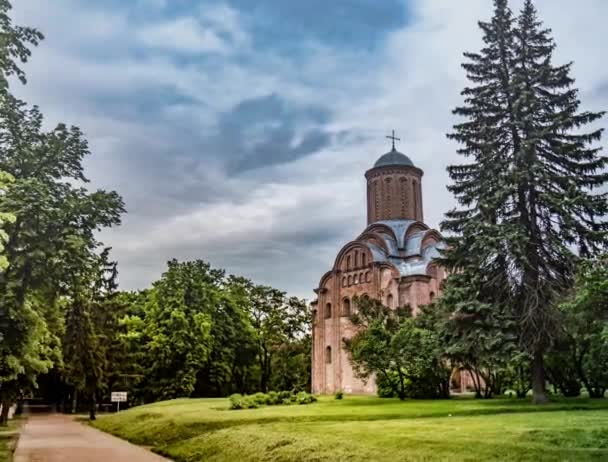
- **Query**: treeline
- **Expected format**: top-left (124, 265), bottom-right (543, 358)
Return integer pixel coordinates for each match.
top-left (48, 260), bottom-right (310, 415)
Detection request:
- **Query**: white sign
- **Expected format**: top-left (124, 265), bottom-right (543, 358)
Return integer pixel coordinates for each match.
top-left (111, 392), bottom-right (128, 403)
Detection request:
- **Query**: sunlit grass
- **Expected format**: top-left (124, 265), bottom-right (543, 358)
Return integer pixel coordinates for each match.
top-left (0, 419), bottom-right (19, 462)
top-left (92, 395), bottom-right (608, 461)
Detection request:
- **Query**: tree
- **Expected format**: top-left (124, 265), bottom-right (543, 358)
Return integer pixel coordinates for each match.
top-left (227, 277), bottom-right (309, 393)
top-left (134, 260), bottom-right (215, 402)
top-left (63, 249), bottom-right (119, 420)
top-left (551, 258), bottom-right (608, 398)
top-left (430, 273), bottom-right (518, 398)
top-left (443, 0), bottom-right (607, 403)
top-left (345, 297), bottom-right (450, 400)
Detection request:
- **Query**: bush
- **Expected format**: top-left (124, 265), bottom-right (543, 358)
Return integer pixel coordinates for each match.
top-left (296, 391), bottom-right (317, 405)
top-left (251, 392), bottom-right (270, 405)
top-left (267, 391), bottom-right (280, 405)
top-left (229, 393), bottom-right (245, 410)
top-left (229, 391), bottom-right (316, 410)
top-left (335, 390), bottom-right (344, 400)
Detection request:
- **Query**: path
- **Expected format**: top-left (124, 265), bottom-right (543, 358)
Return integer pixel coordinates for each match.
top-left (14, 414), bottom-right (171, 462)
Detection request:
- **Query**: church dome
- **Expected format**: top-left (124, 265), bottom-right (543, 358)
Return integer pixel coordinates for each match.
top-left (374, 148), bottom-right (414, 168)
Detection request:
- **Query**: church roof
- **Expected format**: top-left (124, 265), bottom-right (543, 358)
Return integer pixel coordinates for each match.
top-left (373, 148), bottom-right (414, 168)
top-left (335, 219), bottom-right (445, 278)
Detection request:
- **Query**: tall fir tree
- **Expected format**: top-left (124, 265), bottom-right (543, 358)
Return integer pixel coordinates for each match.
top-left (443, 0), bottom-right (607, 403)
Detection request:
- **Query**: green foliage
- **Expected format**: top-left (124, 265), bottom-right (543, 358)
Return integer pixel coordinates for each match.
top-left (345, 297), bottom-right (450, 400)
top-left (334, 390), bottom-right (343, 400)
top-left (428, 274), bottom-right (518, 398)
top-left (546, 258), bottom-right (608, 398)
top-left (226, 277), bottom-right (310, 393)
top-left (228, 391), bottom-right (316, 410)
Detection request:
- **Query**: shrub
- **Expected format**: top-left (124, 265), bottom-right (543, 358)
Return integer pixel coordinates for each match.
top-left (251, 392), bottom-right (270, 405)
top-left (267, 391), bottom-right (280, 405)
top-left (296, 391), bottom-right (317, 405)
top-left (229, 393), bottom-right (245, 410)
top-left (335, 390), bottom-right (344, 400)
top-left (229, 390), bottom-right (316, 410)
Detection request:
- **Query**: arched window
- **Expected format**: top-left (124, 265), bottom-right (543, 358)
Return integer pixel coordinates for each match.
top-left (387, 294), bottom-right (394, 308)
top-left (354, 274), bottom-right (358, 284)
top-left (354, 250), bottom-right (359, 268)
top-left (348, 275), bottom-right (352, 286)
top-left (342, 298), bottom-right (351, 317)
top-left (362, 253), bottom-right (367, 267)
top-left (325, 303), bottom-right (332, 319)
top-left (360, 272), bottom-right (364, 284)
top-left (346, 255), bottom-right (351, 270)
top-left (430, 291), bottom-right (436, 302)
top-left (325, 346), bottom-right (332, 364)
top-left (342, 277), bottom-right (347, 287)
top-left (313, 309), bottom-right (318, 323)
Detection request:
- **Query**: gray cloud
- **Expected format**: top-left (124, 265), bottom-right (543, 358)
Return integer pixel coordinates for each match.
top-left (10, 0), bottom-right (608, 300)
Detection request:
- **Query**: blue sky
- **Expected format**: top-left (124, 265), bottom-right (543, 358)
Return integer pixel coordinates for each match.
top-left (11, 0), bottom-right (608, 299)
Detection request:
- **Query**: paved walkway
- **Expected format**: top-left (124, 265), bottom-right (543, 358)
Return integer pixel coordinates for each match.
top-left (14, 414), bottom-right (171, 462)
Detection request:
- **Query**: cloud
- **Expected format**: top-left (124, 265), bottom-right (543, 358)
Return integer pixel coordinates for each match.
top-left (9, 0), bottom-right (608, 300)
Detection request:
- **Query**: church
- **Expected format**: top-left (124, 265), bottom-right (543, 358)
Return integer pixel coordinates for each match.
top-left (311, 137), bottom-right (448, 394)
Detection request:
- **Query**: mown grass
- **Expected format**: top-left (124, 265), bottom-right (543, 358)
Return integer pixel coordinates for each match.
top-left (92, 395), bottom-right (608, 461)
top-left (0, 420), bottom-right (19, 462)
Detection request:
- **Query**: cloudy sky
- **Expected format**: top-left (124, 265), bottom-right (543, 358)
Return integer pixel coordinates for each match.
top-left (11, 0), bottom-right (608, 299)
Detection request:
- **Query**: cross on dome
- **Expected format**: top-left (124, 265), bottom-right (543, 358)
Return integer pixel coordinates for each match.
top-left (386, 130), bottom-right (400, 151)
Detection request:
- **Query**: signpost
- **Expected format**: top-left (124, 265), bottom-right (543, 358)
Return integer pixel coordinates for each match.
top-left (111, 391), bottom-right (128, 412)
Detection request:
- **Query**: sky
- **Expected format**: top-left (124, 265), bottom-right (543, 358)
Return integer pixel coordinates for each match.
top-left (10, 0), bottom-right (608, 300)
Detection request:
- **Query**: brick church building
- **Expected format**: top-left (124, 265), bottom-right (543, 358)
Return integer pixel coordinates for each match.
top-left (311, 140), bottom-right (448, 394)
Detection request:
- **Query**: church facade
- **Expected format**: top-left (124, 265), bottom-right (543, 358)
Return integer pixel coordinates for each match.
top-left (311, 143), bottom-right (448, 394)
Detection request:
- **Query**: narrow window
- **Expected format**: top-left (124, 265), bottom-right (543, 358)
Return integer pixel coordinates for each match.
top-left (325, 303), bottom-right (332, 319)
top-left (348, 275), bottom-right (352, 286)
top-left (355, 250), bottom-right (359, 268)
top-left (325, 346), bottom-right (332, 364)
top-left (362, 253), bottom-right (367, 267)
top-left (360, 272), bottom-right (364, 283)
top-left (354, 274), bottom-right (358, 284)
top-left (342, 298), bottom-right (351, 317)
top-left (313, 309), bottom-right (318, 323)
top-left (342, 277), bottom-right (347, 287)
top-left (346, 255), bottom-right (351, 270)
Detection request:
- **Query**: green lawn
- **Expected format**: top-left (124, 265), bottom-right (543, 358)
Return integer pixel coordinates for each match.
top-left (0, 420), bottom-right (19, 462)
top-left (92, 395), bottom-right (608, 461)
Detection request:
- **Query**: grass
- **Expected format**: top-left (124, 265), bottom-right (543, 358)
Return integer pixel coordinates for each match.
top-left (0, 419), bottom-right (20, 462)
top-left (92, 395), bottom-right (608, 461)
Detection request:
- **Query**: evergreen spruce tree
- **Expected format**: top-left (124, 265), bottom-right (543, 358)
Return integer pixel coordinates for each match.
top-left (443, 0), bottom-right (607, 403)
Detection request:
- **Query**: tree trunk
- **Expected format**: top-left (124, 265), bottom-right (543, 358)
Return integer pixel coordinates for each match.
top-left (531, 350), bottom-right (549, 404)
top-left (0, 400), bottom-right (10, 426)
top-left (71, 389), bottom-right (78, 414)
top-left (89, 392), bottom-right (96, 421)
